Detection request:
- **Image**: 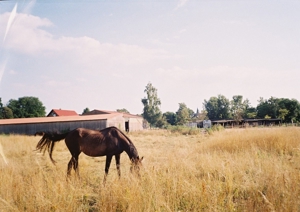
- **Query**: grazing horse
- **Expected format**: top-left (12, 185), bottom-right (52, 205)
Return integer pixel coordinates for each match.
top-left (35, 127), bottom-right (143, 180)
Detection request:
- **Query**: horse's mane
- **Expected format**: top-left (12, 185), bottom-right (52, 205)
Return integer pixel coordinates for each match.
top-left (99, 127), bottom-right (132, 143)
top-left (102, 127), bottom-right (139, 158)
top-left (115, 127), bottom-right (133, 144)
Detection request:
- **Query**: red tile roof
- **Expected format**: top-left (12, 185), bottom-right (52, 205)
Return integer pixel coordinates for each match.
top-left (47, 109), bottom-right (79, 117)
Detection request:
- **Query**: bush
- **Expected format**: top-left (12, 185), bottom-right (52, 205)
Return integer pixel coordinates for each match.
top-left (205, 124), bottom-right (224, 135)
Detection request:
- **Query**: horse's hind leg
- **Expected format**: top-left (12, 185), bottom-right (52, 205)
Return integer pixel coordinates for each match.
top-left (115, 154), bottom-right (121, 179)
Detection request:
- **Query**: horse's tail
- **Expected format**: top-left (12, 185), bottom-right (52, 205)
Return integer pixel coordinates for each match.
top-left (35, 131), bottom-right (69, 164)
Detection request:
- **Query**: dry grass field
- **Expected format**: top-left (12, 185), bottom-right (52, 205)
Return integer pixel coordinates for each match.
top-left (0, 127), bottom-right (300, 211)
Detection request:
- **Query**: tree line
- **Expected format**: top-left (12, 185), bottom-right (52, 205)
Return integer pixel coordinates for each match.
top-left (1, 84), bottom-right (300, 128)
top-left (0, 97), bottom-right (46, 119)
top-left (141, 83), bottom-right (300, 128)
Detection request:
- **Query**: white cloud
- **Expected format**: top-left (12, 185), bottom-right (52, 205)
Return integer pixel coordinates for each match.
top-left (9, 69), bottom-right (17, 75)
top-left (175, 0), bottom-right (189, 10)
top-left (45, 80), bottom-right (71, 87)
top-left (156, 66), bottom-right (199, 80)
top-left (1, 12), bottom-right (53, 53)
top-left (0, 12), bottom-right (171, 69)
top-left (155, 65), bottom-right (279, 82)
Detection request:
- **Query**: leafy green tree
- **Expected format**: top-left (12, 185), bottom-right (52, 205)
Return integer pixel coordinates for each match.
top-left (163, 111), bottom-right (177, 125)
top-left (245, 107), bottom-right (257, 119)
top-left (204, 94), bottom-right (230, 120)
top-left (256, 97), bottom-right (300, 122)
top-left (277, 98), bottom-right (300, 123)
top-left (0, 98), bottom-right (13, 119)
top-left (3, 107), bottom-right (13, 119)
top-left (7, 96), bottom-right (46, 118)
top-left (141, 82), bottom-right (162, 127)
top-left (204, 97), bottom-right (218, 120)
top-left (278, 108), bottom-right (289, 121)
top-left (256, 97), bottom-right (279, 119)
top-left (176, 103), bottom-right (191, 125)
top-left (155, 116), bottom-right (168, 128)
top-left (116, 108), bottom-right (130, 114)
top-left (82, 107), bottom-right (90, 114)
top-left (230, 95), bottom-right (250, 122)
top-left (246, 112), bottom-right (257, 119)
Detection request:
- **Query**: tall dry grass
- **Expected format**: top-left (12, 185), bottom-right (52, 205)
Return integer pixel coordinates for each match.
top-left (0, 127), bottom-right (300, 211)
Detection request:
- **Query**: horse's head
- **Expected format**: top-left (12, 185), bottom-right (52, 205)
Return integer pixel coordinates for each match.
top-left (130, 156), bottom-right (143, 175)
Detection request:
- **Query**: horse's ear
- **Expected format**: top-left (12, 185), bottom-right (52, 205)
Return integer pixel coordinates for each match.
top-left (140, 156), bottom-right (144, 161)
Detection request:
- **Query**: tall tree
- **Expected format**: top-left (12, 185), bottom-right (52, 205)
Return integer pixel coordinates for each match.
top-left (204, 94), bottom-right (230, 120)
top-left (204, 96), bottom-right (218, 120)
top-left (230, 95), bottom-right (250, 122)
top-left (176, 103), bottom-right (191, 125)
top-left (7, 96), bottom-right (46, 118)
top-left (141, 83), bottom-right (162, 127)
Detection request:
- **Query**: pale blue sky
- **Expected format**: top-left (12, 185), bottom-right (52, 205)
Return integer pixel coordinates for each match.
top-left (0, 0), bottom-right (299, 115)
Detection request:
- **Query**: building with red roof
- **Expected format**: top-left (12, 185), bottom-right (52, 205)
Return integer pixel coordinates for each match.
top-left (47, 109), bottom-right (78, 117)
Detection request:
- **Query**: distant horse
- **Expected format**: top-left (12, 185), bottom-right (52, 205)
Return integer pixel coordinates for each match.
top-left (35, 127), bottom-right (143, 181)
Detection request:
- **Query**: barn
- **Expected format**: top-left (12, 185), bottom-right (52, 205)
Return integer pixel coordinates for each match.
top-left (82, 110), bottom-right (146, 132)
top-left (0, 110), bottom-right (145, 135)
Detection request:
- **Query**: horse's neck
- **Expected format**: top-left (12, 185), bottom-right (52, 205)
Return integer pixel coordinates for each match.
top-left (124, 143), bottom-right (137, 160)
top-left (117, 130), bottom-right (137, 159)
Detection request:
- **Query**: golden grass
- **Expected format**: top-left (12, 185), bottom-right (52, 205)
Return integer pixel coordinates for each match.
top-left (0, 127), bottom-right (300, 211)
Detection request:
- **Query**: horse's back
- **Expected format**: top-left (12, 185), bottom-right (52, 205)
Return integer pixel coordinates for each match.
top-left (65, 127), bottom-right (121, 157)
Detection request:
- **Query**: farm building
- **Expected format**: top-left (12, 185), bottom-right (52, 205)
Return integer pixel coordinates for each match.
top-left (47, 109), bottom-right (78, 117)
top-left (210, 118), bottom-right (282, 128)
top-left (82, 110), bottom-right (145, 132)
top-left (242, 118), bottom-right (282, 127)
top-left (0, 110), bottom-right (144, 135)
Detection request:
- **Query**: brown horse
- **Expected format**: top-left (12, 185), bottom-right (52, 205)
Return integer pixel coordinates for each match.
top-left (35, 126), bottom-right (143, 180)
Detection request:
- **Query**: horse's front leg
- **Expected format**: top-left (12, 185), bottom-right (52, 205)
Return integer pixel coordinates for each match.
top-left (73, 155), bottom-right (80, 178)
top-left (103, 155), bottom-right (113, 183)
top-left (66, 155), bottom-right (80, 179)
top-left (115, 154), bottom-right (121, 179)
